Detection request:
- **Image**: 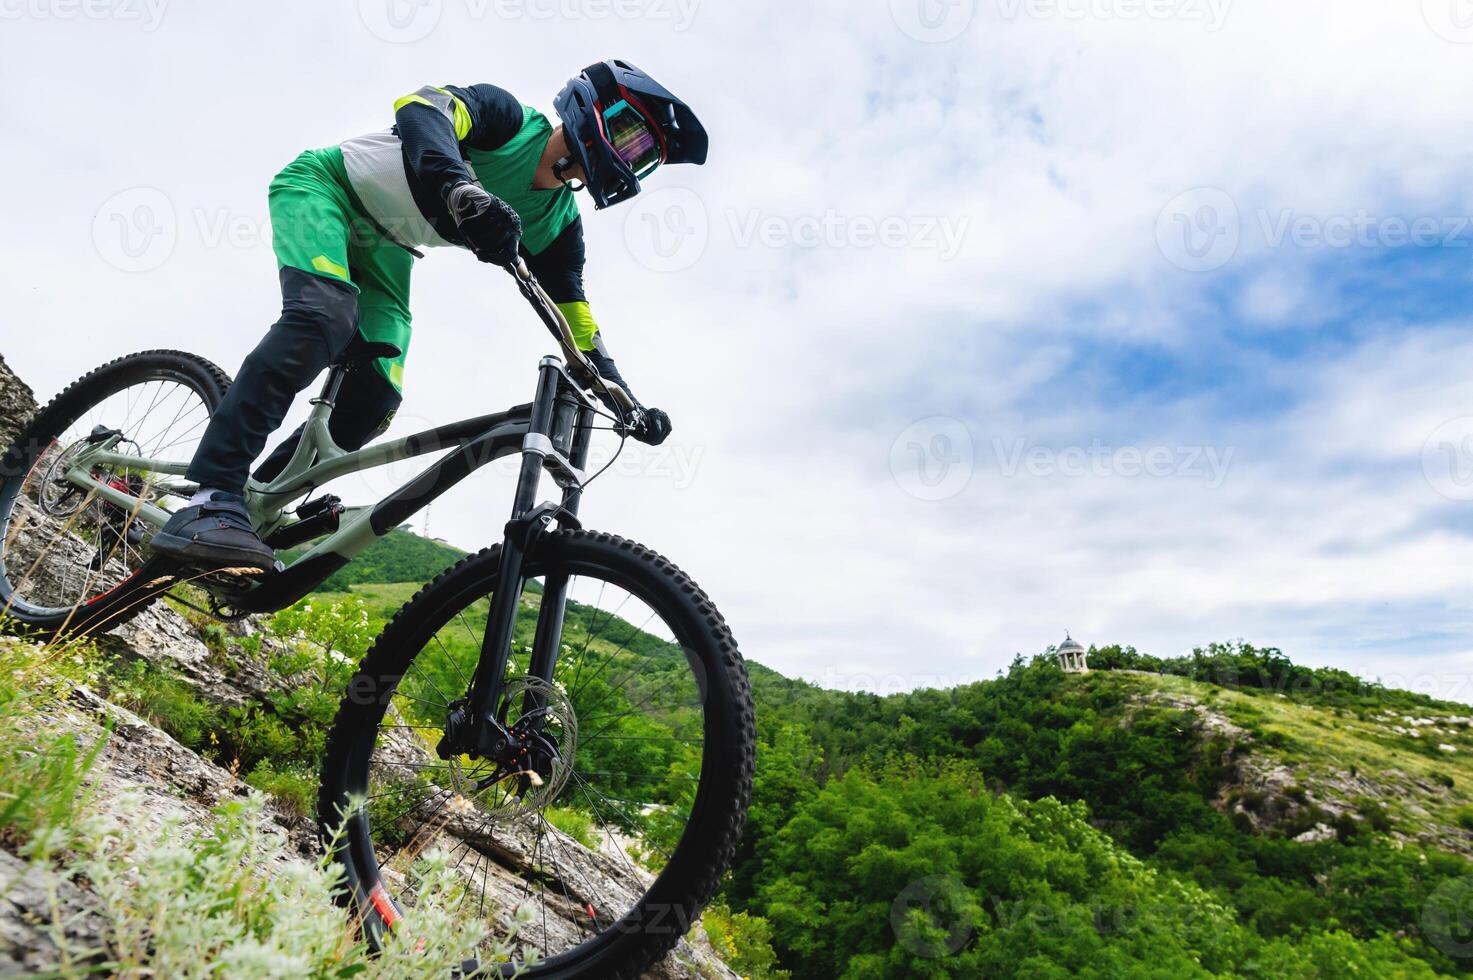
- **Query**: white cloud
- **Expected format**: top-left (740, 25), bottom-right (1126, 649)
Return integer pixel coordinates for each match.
top-left (2, 0), bottom-right (1471, 693)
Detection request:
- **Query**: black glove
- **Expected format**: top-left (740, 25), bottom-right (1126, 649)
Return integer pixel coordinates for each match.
top-left (445, 181), bottom-right (521, 265)
top-left (632, 407), bottom-right (672, 446)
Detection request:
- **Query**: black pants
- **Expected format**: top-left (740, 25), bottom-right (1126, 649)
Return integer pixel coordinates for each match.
top-left (187, 267), bottom-right (401, 494)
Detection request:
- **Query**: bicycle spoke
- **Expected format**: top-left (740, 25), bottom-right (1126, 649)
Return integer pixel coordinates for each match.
top-left (333, 542), bottom-right (741, 971)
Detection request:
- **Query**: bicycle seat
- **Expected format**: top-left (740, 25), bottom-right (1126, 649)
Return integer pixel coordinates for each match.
top-left (331, 336), bottom-right (402, 369)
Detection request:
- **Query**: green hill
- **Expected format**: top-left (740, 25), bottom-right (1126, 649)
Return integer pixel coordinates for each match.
top-left (286, 525), bottom-right (467, 592)
top-left (313, 531), bottom-right (1473, 976)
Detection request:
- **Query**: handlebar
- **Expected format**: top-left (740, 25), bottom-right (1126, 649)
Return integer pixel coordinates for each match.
top-left (506, 259), bottom-right (639, 418)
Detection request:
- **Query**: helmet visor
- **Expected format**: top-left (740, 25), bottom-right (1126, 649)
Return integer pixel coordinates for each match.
top-left (602, 99), bottom-right (663, 179)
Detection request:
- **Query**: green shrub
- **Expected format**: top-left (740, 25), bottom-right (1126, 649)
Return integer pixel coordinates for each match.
top-left (0, 637), bottom-right (107, 857)
top-left (104, 658), bottom-right (222, 751)
top-left (1353, 797), bottom-right (1394, 833)
top-left (702, 899), bottom-right (789, 980)
top-left (244, 762), bottom-right (316, 823)
top-left (0, 727), bottom-right (107, 858)
top-left (75, 793), bottom-right (519, 978)
top-left (546, 806), bottom-right (598, 850)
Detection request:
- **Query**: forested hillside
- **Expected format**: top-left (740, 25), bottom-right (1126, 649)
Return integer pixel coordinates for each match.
top-left (326, 541), bottom-right (1473, 977)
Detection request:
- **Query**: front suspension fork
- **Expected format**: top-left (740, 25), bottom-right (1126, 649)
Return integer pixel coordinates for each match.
top-left (454, 362), bottom-right (593, 761)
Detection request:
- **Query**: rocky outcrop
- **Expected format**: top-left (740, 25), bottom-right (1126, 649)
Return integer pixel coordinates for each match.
top-left (0, 353), bottom-right (36, 448)
top-left (0, 669), bottom-right (312, 974)
top-left (1129, 685), bottom-right (1473, 857)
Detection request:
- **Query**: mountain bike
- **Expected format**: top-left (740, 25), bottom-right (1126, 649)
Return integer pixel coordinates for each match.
top-left (0, 261), bottom-right (756, 978)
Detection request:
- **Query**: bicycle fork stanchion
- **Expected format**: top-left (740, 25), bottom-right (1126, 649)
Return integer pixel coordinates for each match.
top-left (525, 395), bottom-right (595, 703)
top-left (464, 359), bottom-right (566, 760)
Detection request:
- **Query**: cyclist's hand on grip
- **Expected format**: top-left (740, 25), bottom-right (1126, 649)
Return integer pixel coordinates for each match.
top-left (445, 181), bottom-right (522, 265)
top-left (631, 407), bottom-right (672, 446)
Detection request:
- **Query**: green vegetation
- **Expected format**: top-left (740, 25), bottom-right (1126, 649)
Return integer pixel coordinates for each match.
top-left (96, 597), bottom-right (376, 829)
top-left (13, 525), bottom-right (1473, 978)
top-left (731, 648), bottom-right (1473, 976)
top-left (701, 900), bottom-right (790, 980)
top-left (300, 540), bottom-right (1473, 977)
top-left (750, 760), bottom-right (1446, 978)
top-left (0, 638), bottom-right (107, 858)
top-left (75, 793), bottom-right (516, 977)
top-left (0, 630), bottom-right (518, 977)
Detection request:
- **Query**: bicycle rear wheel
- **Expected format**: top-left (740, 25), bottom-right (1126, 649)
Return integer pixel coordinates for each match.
top-left (0, 350), bottom-right (229, 635)
top-left (318, 530), bottom-right (755, 978)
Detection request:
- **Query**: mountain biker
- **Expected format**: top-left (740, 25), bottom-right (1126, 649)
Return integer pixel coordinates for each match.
top-left (150, 60), bottom-right (707, 572)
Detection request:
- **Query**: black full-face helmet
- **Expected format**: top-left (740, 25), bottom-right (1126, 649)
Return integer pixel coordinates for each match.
top-left (553, 59), bottom-right (709, 209)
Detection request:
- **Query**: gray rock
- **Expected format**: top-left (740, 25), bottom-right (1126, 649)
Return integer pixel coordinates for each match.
top-left (0, 849), bottom-right (109, 975)
top-left (0, 353), bottom-right (36, 448)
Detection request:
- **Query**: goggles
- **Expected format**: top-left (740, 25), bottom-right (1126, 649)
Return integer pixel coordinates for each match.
top-left (601, 99), bottom-right (664, 179)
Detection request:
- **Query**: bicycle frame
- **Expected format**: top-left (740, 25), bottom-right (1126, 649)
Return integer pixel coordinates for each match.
top-left (64, 354), bottom-right (596, 605)
top-left (51, 262), bottom-right (629, 749)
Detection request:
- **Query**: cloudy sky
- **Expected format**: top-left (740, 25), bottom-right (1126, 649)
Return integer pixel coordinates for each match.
top-left (3, 0), bottom-right (1472, 697)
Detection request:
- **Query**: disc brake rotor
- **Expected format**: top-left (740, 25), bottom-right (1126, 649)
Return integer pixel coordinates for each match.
top-left (448, 675), bottom-right (578, 822)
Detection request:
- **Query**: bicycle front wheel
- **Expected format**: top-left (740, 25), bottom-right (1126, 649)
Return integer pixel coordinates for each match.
top-left (318, 529), bottom-right (756, 979)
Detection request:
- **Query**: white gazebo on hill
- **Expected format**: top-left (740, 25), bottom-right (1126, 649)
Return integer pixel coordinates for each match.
top-left (1056, 634), bottom-right (1088, 673)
